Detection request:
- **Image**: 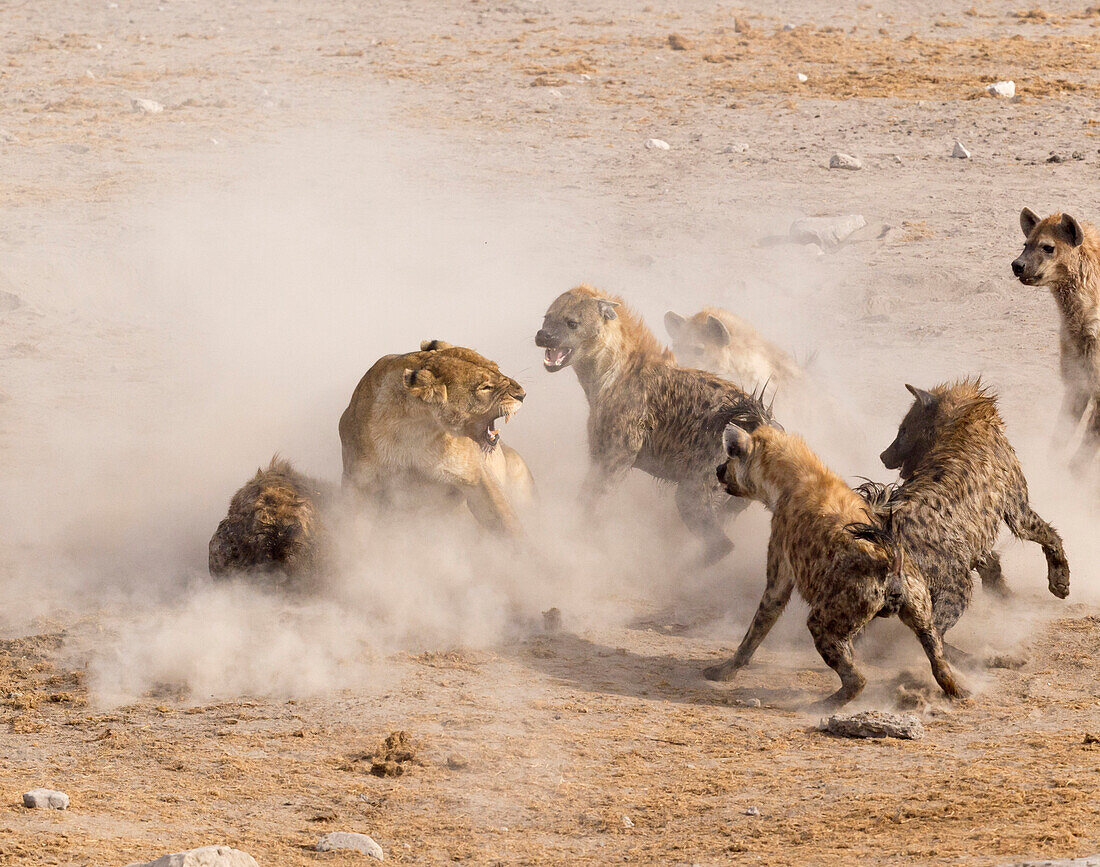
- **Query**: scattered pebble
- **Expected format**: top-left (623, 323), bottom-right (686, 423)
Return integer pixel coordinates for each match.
top-left (131, 98), bottom-right (164, 114)
top-left (1046, 153), bottom-right (1063, 164)
top-left (828, 152), bottom-right (862, 170)
top-left (819, 710), bottom-right (925, 740)
top-left (952, 140), bottom-right (971, 159)
top-left (621, 814), bottom-right (634, 828)
top-left (317, 832), bottom-right (384, 861)
top-left (987, 80), bottom-right (1015, 98)
top-left (789, 214), bottom-right (866, 249)
top-left (124, 845), bottom-right (258, 867)
top-left (782, 22), bottom-right (796, 31)
top-left (797, 72), bottom-right (808, 83)
top-left (744, 806), bottom-right (760, 816)
top-left (667, 33), bottom-right (691, 50)
top-left (720, 142), bottom-right (750, 154)
top-left (644, 138), bottom-right (670, 150)
top-left (23, 789), bottom-right (68, 809)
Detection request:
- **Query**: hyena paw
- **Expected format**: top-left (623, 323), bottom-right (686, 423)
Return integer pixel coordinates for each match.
top-left (1048, 568), bottom-right (1070, 599)
top-left (703, 660), bottom-right (739, 682)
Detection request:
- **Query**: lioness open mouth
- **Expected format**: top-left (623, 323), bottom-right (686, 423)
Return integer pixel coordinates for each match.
top-left (543, 347), bottom-right (573, 371)
top-left (485, 417), bottom-right (501, 448)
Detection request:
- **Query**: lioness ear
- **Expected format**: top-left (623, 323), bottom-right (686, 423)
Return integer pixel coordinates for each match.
top-left (664, 311), bottom-right (686, 339)
top-left (1020, 207), bottom-right (1041, 238)
top-left (420, 339), bottom-right (453, 351)
top-left (905, 383), bottom-right (936, 410)
top-left (722, 423), bottom-right (754, 459)
top-left (704, 314), bottom-right (731, 347)
top-left (1057, 213), bottom-right (1085, 248)
top-left (404, 368), bottom-right (447, 403)
top-left (596, 299), bottom-right (619, 321)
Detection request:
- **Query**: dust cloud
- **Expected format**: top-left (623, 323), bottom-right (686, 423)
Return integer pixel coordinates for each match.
top-left (1, 113), bottom-right (1094, 708)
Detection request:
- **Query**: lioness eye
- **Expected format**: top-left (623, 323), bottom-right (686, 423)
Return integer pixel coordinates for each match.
top-left (1042, 244), bottom-right (1055, 254)
top-left (566, 319), bottom-right (579, 329)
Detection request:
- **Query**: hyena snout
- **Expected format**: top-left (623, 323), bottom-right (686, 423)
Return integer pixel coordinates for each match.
top-left (1011, 258), bottom-right (1025, 278)
top-left (535, 329), bottom-right (560, 348)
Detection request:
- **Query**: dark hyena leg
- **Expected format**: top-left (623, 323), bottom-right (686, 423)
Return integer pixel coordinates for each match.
top-left (931, 566), bottom-right (974, 638)
top-left (1005, 503), bottom-right (1070, 599)
top-left (704, 539), bottom-right (792, 681)
top-left (806, 602), bottom-right (876, 708)
top-left (676, 480), bottom-right (740, 566)
top-left (897, 575), bottom-right (968, 699)
top-left (975, 552), bottom-right (1011, 599)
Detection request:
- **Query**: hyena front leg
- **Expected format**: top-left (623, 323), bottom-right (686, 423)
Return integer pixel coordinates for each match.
top-left (1005, 503), bottom-right (1070, 599)
top-left (704, 539), bottom-right (792, 681)
top-left (897, 573), bottom-right (968, 700)
top-left (676, 480), bottom-right (741, 566)
top-left (975, 552), bottom-right (1011, 599)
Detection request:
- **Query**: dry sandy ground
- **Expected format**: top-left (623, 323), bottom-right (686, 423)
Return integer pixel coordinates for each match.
top-left (3, 0), bottom-right (1100, 864)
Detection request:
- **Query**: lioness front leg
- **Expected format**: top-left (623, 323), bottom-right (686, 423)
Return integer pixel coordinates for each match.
top-left (462, 467), bottom-right (523, 537)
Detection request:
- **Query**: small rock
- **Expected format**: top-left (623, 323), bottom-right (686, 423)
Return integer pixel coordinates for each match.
top-left (23, 788), bottom-right (68, 809)
top-left (542, 607), bottom-right (562, 633)
top-left (720, 142), bottom-right (750, 154)
top-left (1046, 153), bottom-right (1063, 164)
top-left (738, 697), bottom-right (762, 708)
top-left (0, 129), bottom-right (18, 143)
top-left (124, 846), bottom-right (258, 867)
top-left (0, 290), bottom-right (23, 312)
top-left (131, 98), bottom-right (164, 114)
top-left (797, 73), bottom-right (808, 83)
top-left (1073, 150), bottom-right (1085, 160)
top-left (987, 80), bottom-right (1015, 98)
top-left (789, 214), bottom-right (866, 249)
top-left (828, 152), bottom-right (862, 170)
top-left (644, 138), bottom-right (670, 150)
top-left (820, 710), bottom-right (925, 740)
top-left (317, 833), bottom-right (384, 861)
top-left (782, 22), bottom-right (796, 31)
top-left (446, 753), bottom-right (469, 770)
top-left (952, 141), bottom-right (971, 159)
top-left (621, 814), bottom-right (634, 828)
top-left (744, 806), bottom-right (760, 816)
top-left (667, 33), bottom-right (691, 50)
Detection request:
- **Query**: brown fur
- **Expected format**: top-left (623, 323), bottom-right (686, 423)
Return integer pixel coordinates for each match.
top-left (664, 307), bottom-right (801, 389)
top-left (536, 284), bottom-right (774, 563)
top-left (208, 457), bottom-right (333, 585)
top-left (873, 379), bottom-right (1070, 655)
top-left (1013, 208), bottom-right (1100, 466)
top-left (338, 341), bottom-right (530, 536)
top-left (707, 424), bottom-right (965, 707)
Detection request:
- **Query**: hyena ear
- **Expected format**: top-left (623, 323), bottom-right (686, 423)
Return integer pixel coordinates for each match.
top-left (1020, 207), bottom-right (1041, 238)
top-left (404, 368), bottom-right (447, 403)
top-left (704, 314), bottom-right (731, 347)
top-left (596, 299), bottom-right (619, 321)
top-left (905, 383), bottom-right (936, 410)
top-left (664, 311), bottom-right (686, 339)
top-left (420, 339), bottom-right (453, 351)
top-left (722, 423), bottom-right (754, 459)
top-left (1057, 214), bottom-right (1085, 248)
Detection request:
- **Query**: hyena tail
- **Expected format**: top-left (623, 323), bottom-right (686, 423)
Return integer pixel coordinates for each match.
top-left (845, 520), bottom-right (907, 617)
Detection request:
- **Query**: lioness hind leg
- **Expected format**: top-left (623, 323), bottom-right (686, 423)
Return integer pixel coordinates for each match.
top-left (898, 577), bottom-right (968, 700)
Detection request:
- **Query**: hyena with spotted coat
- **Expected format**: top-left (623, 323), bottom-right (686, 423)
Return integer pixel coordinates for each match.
top-left (536, 284), bottom-right (775, 564)
top-left (1012, 209), bottom-right (1100, 467)
top-left (872, 380), bottom-right (1070, 652)
top-left (707, 420), bottom-right (965, 706)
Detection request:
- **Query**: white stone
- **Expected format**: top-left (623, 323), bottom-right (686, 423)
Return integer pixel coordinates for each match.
top-left (644, 138), bottom-right (670, 150)
top-left (797, 73), bottom-right (808, 83)
top-left (782, 22), bottom-right (796, 30)
top-left (987, 80), bottom-right (1015, 98)
top-left (952, 140), bottom-right (971, 159)
top-left (720, 142), bottom-right (749, 154)
top-left (819, 710), bottom-right (924, 740)
top-left (23, 788), bottom-right (68, 809)
top-left (124, 846), bottom-right (258, 867)
top-left (621, 814), bottom-right (634, 828)
top-left (131, 98), bottom-right (164, 114)
top-left (828, 152), bottom-right (861, 170)
top-left (789, 214), bottom-right (866, 249)
top-left (317, 832), bottom-right (384, 860)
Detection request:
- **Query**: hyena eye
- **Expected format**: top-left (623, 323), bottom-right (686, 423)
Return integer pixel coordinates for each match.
top-left (1041, 243), bottom-right (1055, 254)
top-left (566, 319), bottom-right (579, 330)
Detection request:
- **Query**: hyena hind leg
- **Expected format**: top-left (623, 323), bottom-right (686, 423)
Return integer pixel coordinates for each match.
top-left (898, 576), bottom-right (968, 700)
top-left (1005, 504), bottom-right (1070, 599)
top-left (675, 481), bottom-right (739, 567)
top-left (806, 605), bottom-right (871, 708)
top-left (975, 552), bottom-right (1012, 599)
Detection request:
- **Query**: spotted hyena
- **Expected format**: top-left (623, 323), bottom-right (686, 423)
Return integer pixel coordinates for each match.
top-left (872, 380), bottom-right (1070, 657)
top-left (706, 421), bottom-right (966, 707)
top-left (1012, 208), bottom-right (1100, 468)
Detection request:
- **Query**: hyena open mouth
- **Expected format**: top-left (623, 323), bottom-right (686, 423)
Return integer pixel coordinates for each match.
top-left (543, 347), bottom-right (573, 371)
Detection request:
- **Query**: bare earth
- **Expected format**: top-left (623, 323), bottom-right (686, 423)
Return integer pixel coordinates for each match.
top-left (2, 0), bottom-right (1100, 864)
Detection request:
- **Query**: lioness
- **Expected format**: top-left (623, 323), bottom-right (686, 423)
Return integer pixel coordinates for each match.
top-left (339, 341), bottom-right (531, 536)
top-left (536, 284), bottom-right (775, 563)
